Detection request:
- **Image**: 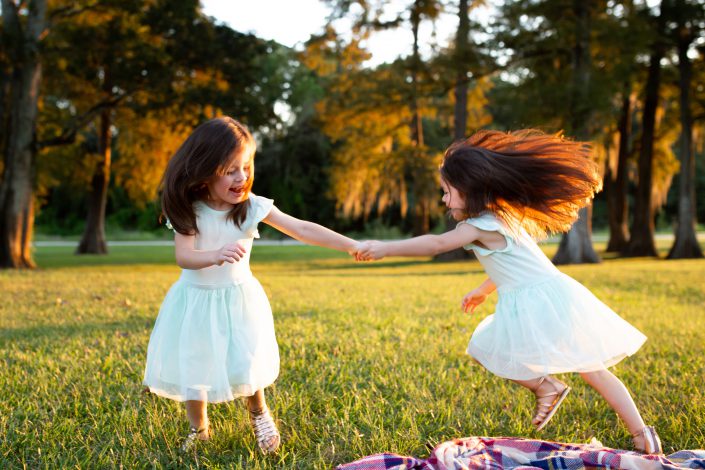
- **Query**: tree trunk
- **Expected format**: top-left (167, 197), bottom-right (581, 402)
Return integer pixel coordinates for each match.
top-left (453, 0), bottom-right (469, 142)
top-left (0, 0), bottom-right (46, 269)
top-left (435, 0), bottom-right (472, 261)
top-left (412, 198), bottom-right (430, 236)
top-left (605, 86), bottom-right (632, 252)
top-left (667, 22), bottom-right (703, 259)
top-left (553, 207), bottom-right (600, 264)
top-left (622, 3), bottom-right (665, 258)
top-left (409, 6), bottom-right (428, 237)
top-left (76, 107), bottom-right (111, 254)
top-left (553, 0), bottom-right (600, 265)
top-left (0, 62), bottom-right (10, 166)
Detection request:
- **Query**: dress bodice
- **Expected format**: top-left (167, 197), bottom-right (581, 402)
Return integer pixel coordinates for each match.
top-left (460, 213), bottom-right (560, 291)
top-left (178, 194), bottom-right (273, 287)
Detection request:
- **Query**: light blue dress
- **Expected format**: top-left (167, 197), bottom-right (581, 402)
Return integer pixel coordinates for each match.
top-left (462, 213), bottom-right (647, 380)
top-left (143, 194), bottom-right (278, 403)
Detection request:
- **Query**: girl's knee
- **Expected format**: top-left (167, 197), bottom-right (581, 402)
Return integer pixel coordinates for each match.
top-left (579, 369), bottom-right (610, 382)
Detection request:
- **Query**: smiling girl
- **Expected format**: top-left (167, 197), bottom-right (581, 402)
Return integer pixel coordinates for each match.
top-left (143, 117), bottom-right (358, 453)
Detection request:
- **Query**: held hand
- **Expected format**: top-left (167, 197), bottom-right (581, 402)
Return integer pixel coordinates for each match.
top-left (461, 288), bottom-right (488, 314)
top-left (213, 242), bottom-right (247, 265)
top-left (357, 240), bottom-right (386, 261)
top-left (349, 241), bottom-right (366, 261)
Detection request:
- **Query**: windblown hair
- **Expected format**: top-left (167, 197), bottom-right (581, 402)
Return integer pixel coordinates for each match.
top-left (161, 117), bottom-right (256, 235)
top-left (440, 129), bottom-right (602, 239)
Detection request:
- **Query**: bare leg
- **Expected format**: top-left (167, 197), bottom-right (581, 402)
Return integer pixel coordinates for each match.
top-left (246, 389), bottom-right (267, 414)
top-left (579, 369), bottom-right (645, 434)
top-left (185, 400), bottom-right (210, 439)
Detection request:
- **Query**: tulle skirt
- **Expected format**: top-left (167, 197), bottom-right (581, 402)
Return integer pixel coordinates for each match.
top-left (467, 273), bottom-right (646, 380)
top-left (143, 277), bottom-right (279, 403)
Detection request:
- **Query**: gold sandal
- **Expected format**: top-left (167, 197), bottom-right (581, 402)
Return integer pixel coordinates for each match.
top-left (632, 425), bottom-right (663, 454)
top-left (250, 407), bottom-right (281, 454)
top-left (532, 376), bottom-right (571, 431)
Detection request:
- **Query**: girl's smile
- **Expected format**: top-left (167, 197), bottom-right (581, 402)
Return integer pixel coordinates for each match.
top-left (206, 150), bottom-right (252, 209)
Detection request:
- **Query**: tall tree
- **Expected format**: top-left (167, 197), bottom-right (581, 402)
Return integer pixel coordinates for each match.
top-left (600, 1), bottom-right (650, 253)
top-left (622, 0), bottom-right (667, 257)
top-left (667, 0), bottom-right (704, 259)
top-left (318, 1), bottom-right (447, 233)
top-left (435, 0), bottom-right (475, 261)
top-left (605, 84), bottom-right (633, 252)
top-left (53, 3), bottom-right (184, 254)
top-left (0, 0), bottom-right (47, 268)
top-left (553, 0), bottom-right (601, 264)
top-left (38, 2), bottom-right (283, 254)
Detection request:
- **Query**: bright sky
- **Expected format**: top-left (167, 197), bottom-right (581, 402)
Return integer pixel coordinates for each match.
top-left (200, 0), bottom-right (488, 66)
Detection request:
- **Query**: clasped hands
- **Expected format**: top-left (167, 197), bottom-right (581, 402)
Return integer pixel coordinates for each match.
top-left (350, 240), bottom-right (385, 262)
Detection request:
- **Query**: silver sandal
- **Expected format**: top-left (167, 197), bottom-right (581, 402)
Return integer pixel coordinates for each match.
top-left (180, 425), bottom-right (209, 452)
top-left (250, 407), bottom-right (281, 453)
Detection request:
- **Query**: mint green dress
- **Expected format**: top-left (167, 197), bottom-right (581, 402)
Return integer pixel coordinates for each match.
top-left (462, 213), bottom-right (647, 380)
top-left (143, 194), bottom-right (278, 403)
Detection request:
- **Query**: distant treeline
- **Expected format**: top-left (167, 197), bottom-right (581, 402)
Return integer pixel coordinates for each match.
top-left (2, 0), bottom-right (704, 267)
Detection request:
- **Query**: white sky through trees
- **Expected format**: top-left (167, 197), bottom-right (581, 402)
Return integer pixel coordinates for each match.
top-left (201, 0), bottom-right (494, 66)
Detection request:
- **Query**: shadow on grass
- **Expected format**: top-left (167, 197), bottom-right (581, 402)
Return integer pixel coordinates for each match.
top-left (35, 245), bottom-right (477, 271)
top-left (35, 246), bottom-right (177, 269)
top-left (0, 316), bottom-right (153, 345)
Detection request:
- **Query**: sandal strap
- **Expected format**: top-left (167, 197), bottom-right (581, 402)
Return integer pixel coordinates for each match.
top-left (632, 425), bottom-right (663, 454)
top-left (531, 377), bottom-right (570, 431)
top-left (181, 425), bottom-right (208, 452)
top-left (250, 408), bottom-right (280, 451)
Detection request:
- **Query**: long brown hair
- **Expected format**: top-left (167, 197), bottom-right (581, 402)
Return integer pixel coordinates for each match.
top-left (440, 129), bottom-right (602, 239)
top-left (161, 117), bottom-right (256, 235)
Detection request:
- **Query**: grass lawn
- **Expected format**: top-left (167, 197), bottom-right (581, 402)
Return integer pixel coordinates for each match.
top-left (2, 242), bottom-right (705, 468)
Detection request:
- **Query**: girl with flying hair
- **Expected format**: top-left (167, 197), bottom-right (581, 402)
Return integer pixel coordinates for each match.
top-left (356, 129), bottom-right (662, 454)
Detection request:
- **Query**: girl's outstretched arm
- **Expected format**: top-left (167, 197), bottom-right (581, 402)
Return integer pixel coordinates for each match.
top-left (263, 206), bottom-right (358, 254)
top-left (360, 223), bottom-right (481, 259)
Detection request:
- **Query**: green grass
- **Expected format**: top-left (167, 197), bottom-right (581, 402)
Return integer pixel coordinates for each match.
top-left (2, 244), bottom-right (705, 468)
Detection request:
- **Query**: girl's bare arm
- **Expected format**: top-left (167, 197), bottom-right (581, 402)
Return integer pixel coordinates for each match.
top-left (263, 206), bottom-right (358, 254)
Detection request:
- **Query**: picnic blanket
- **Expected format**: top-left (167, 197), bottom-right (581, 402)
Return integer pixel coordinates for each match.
top-left (337, 436), bottom-right (705, 470)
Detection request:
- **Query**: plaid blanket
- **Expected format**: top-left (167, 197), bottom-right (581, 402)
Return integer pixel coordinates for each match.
top-left (337, 437), bottom-right (705, 470)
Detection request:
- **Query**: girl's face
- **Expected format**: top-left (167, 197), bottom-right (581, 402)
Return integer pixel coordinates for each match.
top-left (441, 178), bottom-right (466, 220)
top-left (206, 149), bottom-right (252, 208)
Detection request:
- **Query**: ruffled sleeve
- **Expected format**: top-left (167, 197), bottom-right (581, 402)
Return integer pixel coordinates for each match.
top-left (457, 213), bottom-right (513, 255)
top-left (245, 193), bottom-right (274, 239)
top-left (165, 217), bottom-right (176, 233)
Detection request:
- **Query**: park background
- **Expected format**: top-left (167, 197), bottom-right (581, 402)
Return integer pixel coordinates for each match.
top-left (2, 0), bottom-right (705, 468)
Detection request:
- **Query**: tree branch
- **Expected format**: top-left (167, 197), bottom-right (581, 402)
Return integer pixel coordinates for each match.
top-left (38, 93), bottom-right (127, 148)
top-left (49, 1), bottom-right (101, 22)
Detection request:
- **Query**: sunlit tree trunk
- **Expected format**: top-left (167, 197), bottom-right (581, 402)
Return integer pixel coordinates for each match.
top-left (0, 0), bottom-right (46, 269)
top-left (0, 63), bottom-right (9, 163)
top-left (436, 0), bottom-right (472, 261)
top-left (667, 13), bottom-right (703, 259)
top-left (553, 0), bottom-right (600, 265)
top-left (605, 86), bottom-right (631, 252)
top-left (622, 2), bottom-right (665, 258)
top-left (77, 106), bottom-right (111, 254)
